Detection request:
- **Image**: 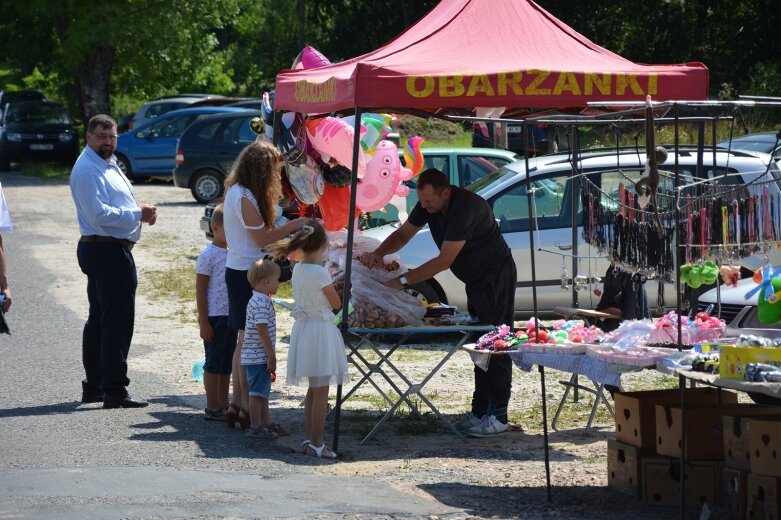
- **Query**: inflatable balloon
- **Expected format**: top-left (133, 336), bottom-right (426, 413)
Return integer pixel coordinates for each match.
top-left (286, 155), bottom-right (324, 205)
top-left (305, 117), bottom-right (366, 178)
top-left (318, 183), bottom-right (359, 231)
top-left (359, 117), bottom-right (385, 154)
top-left (403, 135), bottom-right (426, 177)
top-left (356, 140), bottom-right (413, 212)
top-left (320, 161), bottom-right (352, 188)
top-left (291, 45), bottom-right (332, 70)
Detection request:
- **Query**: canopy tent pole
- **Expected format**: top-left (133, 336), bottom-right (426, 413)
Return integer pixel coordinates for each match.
top-left (333, 106), bottom-right (364, 453)
top-left (523, 121), bottom-right (552, 501)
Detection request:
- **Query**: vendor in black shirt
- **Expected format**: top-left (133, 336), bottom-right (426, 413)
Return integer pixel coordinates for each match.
top-left (361, 168), bottom-right (517, 437)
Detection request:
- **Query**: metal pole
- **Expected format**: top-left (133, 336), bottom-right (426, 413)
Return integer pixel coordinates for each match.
top-left (333, 106), bottom-right (364, 453)
top-left (524, 121), bottom-right (552, 501)
top-left (674, 104), bottom-right (687, 518)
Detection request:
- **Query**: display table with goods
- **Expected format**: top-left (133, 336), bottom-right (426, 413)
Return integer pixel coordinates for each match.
top-left (324, 232), bottom-right (495, 443)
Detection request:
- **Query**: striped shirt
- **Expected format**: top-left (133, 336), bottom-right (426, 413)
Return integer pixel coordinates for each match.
top-left (241, 291), bottom-right (276, 365)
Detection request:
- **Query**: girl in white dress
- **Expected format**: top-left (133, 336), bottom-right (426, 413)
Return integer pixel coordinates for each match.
top-left (269, 220), bottom-right (348, 459)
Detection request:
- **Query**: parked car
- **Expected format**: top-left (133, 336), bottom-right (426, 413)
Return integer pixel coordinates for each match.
top-left (362, 147), bottom-right (781, 315)
top-left (0, 100), bottom-right (79, 170)
top-left (697, 276), bottom-right (781, 338)
top-left (0, 90), bottom-right (46, 118)
top-left (472, 122), bottom-right (563, 156)
top-left (173, 109), bottom-right (263, 203)
top-left (129, 93), bottom-right (218, 130)
top-left (115, 106), bottom-right (250, 181)
top-left (366, 147), bottom-right (519, 227)
top-left (718, 132), bottom-right (781, 162)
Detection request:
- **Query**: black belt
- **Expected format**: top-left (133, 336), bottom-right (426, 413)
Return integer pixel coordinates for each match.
top-left (79, 235), bottom-right (135, 251)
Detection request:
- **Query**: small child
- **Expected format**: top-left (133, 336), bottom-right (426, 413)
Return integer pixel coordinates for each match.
top-left (242, 258), bottom-right (288, 438)
top-left (195, 205), bottom-right (238, 420)
top-left (268, 220), bottom-right (349, 459)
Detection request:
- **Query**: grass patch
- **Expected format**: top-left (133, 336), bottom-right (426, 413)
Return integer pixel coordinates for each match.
top-left (18, 162), bottom-right (71, 179)
top-left (140, 262), bottom-right (197, 324)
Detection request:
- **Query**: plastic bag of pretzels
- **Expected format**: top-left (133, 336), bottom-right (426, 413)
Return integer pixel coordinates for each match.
top-left (331, 259), bottom-right (425, 329)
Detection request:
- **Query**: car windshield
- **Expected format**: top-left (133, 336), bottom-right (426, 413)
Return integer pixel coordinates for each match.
top-left (467, 161), bottom-right (525, 193)
top-left (4, 103), bottom-right (70, 124)
top-left (719, 140), bottom-right (776, 154)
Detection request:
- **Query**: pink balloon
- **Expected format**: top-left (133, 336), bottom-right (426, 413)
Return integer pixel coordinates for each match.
top-left (291, 45), bottom-right (332, 70)
top-left (356, 140), bottom-right (413, 212)
top-left (306, 117), bottom-right (366, 178)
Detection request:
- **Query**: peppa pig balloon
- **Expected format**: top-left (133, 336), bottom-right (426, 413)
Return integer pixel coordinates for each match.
top-left (356, 140), bottom-right (413, 212)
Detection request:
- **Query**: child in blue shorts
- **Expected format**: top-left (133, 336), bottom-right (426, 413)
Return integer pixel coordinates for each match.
top-left (195, 205), bottom-right (238, 420)
top-left (242, 258), bottom-right (287, 438)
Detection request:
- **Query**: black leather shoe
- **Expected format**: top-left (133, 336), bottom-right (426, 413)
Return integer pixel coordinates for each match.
top-left (81, 391), bottom-right (104, 403)
top-left (103, 395), bottom-right (149, 409)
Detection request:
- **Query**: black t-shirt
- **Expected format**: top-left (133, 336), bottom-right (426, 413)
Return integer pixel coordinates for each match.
top-left (408, 186), bottom-right (511, 286)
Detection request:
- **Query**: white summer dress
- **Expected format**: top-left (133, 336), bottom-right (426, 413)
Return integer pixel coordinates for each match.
top-left (287, 262), bottom-right (350, 388)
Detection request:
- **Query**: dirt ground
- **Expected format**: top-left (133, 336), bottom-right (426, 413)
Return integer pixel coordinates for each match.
top-left (21, 175), bottom-right (714, 519)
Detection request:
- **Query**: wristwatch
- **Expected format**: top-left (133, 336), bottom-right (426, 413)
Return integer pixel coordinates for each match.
top-left (398, 275), bottom-right (409, 288)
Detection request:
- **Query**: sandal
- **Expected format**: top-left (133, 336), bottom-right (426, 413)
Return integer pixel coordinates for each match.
top-left (306, 443), bottom-right (337, 460)
top-left (225, 403), bottom-right (241, 429)
top-left (238, 408), bottom-right (250, 431)
top-left (203, 407), bottom-right (226, 421)
top-left (299, 440), bottom-right (311, 453)
top-left (268, 422), bottom-right (289, 436)
top-left (246, 426), bottom-right (278, 439)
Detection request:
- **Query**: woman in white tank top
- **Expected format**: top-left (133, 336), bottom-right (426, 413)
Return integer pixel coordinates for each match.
top-left (221, 141), bottom-right (306, 429)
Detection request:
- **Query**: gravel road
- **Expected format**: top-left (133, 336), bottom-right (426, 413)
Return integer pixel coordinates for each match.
top-left (0, 172), bottom-right (691, 519)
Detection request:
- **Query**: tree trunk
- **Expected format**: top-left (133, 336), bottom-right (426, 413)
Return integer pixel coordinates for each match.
top-left (76, 46), bottom-right (115, 123)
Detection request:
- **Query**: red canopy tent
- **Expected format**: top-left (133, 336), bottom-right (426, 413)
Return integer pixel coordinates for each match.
top-left (275, 0), bottom-right (709, 114)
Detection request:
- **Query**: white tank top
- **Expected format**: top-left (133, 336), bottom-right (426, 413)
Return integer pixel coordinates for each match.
top-left (224, 184), bottom-right (267, 271)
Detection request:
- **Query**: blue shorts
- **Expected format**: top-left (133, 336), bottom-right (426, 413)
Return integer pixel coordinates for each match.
top-left (203, 316), bottom-right (237, 375)
top-left (244, 363), bottom-right (271, 399)
top-left (225, 267), bottom-right (252, 331)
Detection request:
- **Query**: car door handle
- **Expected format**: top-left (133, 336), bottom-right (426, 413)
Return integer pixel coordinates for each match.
top-left (556, 243), bottom-right (573, 251)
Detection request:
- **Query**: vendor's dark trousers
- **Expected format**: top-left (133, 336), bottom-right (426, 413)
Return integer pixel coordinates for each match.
top-left (77, 242), bottom-right (137, 402)
top-left (467, 257), bottom-right (517, 424)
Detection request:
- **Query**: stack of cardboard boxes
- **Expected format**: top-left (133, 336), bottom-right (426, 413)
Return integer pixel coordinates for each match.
top-left (607, 387), bottom-right (781, 518)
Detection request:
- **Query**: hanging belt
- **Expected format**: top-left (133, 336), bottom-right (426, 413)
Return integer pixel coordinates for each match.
top-left (79, 235), bottom-right (135, 251)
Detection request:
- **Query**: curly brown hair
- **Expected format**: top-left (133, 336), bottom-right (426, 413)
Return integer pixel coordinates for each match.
top-left (224, 141), bottom-right (283, 229)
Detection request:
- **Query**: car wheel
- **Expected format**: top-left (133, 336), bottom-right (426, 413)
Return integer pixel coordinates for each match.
top-left (410, 280), bottom-right (446, 306)
top-left (190, 170), bottom-right (224, 204)
top-left (115, 153), bottom-right (132, 179)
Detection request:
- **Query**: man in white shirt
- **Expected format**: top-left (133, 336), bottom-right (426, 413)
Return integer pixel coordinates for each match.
top-left (70, 115), bottom-right (157, 408)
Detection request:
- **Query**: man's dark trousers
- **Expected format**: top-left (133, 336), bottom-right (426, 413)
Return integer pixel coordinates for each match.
top-left (77, 241), bottom-right (137, 401)
top-left (466, 257), bottom-right (517, 424)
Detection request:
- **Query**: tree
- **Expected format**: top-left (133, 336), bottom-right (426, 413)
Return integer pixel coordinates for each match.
top-left (0, 0), bottom-right (239, 121)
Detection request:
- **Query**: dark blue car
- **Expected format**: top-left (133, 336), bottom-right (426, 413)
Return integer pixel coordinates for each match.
top-left (115, 106), bottom-right (250, 181)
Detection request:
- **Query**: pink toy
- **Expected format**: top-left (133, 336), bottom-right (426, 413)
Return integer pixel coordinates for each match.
top-left (306, 117), bottom-right (366, 178)
top-left (291, 45), bottom-right (332, 70)
top-left (403, 136), bottom-right (426, 177)
top-left (356, 140), bottom-right (413, 212)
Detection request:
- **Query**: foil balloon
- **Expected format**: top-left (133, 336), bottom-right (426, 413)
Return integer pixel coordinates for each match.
top-left (320, 161), bottom-right (352, 188)
top-left (318, 183), bottom-right (359, 231)
top-left (285, 155), bottom-right (324, 205)
top-left (356, 140), bottom-right (413, 212)
top-left (305, 117), bottom-right (366, 178)
top-left (403, 135), bottom-right (426, 177)
top-left (291, 45), bottom-right (332, 70)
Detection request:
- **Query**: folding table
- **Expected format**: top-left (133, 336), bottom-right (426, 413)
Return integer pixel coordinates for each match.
top-left (339, 324), bottom-right (495, 444)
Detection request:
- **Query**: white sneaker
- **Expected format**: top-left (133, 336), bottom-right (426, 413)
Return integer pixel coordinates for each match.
top-left (455, 412), bottom-right (483, 431)
top-left (466, 415), bottom-right (509, 438)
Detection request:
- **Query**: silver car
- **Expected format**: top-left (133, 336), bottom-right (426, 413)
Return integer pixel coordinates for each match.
top-left (363, 147), bottom-right (781, 316)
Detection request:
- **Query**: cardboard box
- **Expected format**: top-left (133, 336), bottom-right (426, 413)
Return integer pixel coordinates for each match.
top-left (614, 388), bottom-right (736, 449)
top-left (607, 438), bottom-right (654, 497)
top-left (655, 402), bottom-right (757, 460)
top-left (723, 413), bottom-right (781, 470)
top-left (723, 468), bottom-right (749, 520)
top-left (747, 474), bottom-right (781, 520)
top-left (642, 456), bottom-right (721, 508)
top-left (720, 344), bottom-right (781, 380)
top-left (750, 418), bottom-right (781, 478)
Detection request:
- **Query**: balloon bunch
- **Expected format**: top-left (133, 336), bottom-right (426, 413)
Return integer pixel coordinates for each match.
top-left (251, 45), bottom-right (427, 232)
